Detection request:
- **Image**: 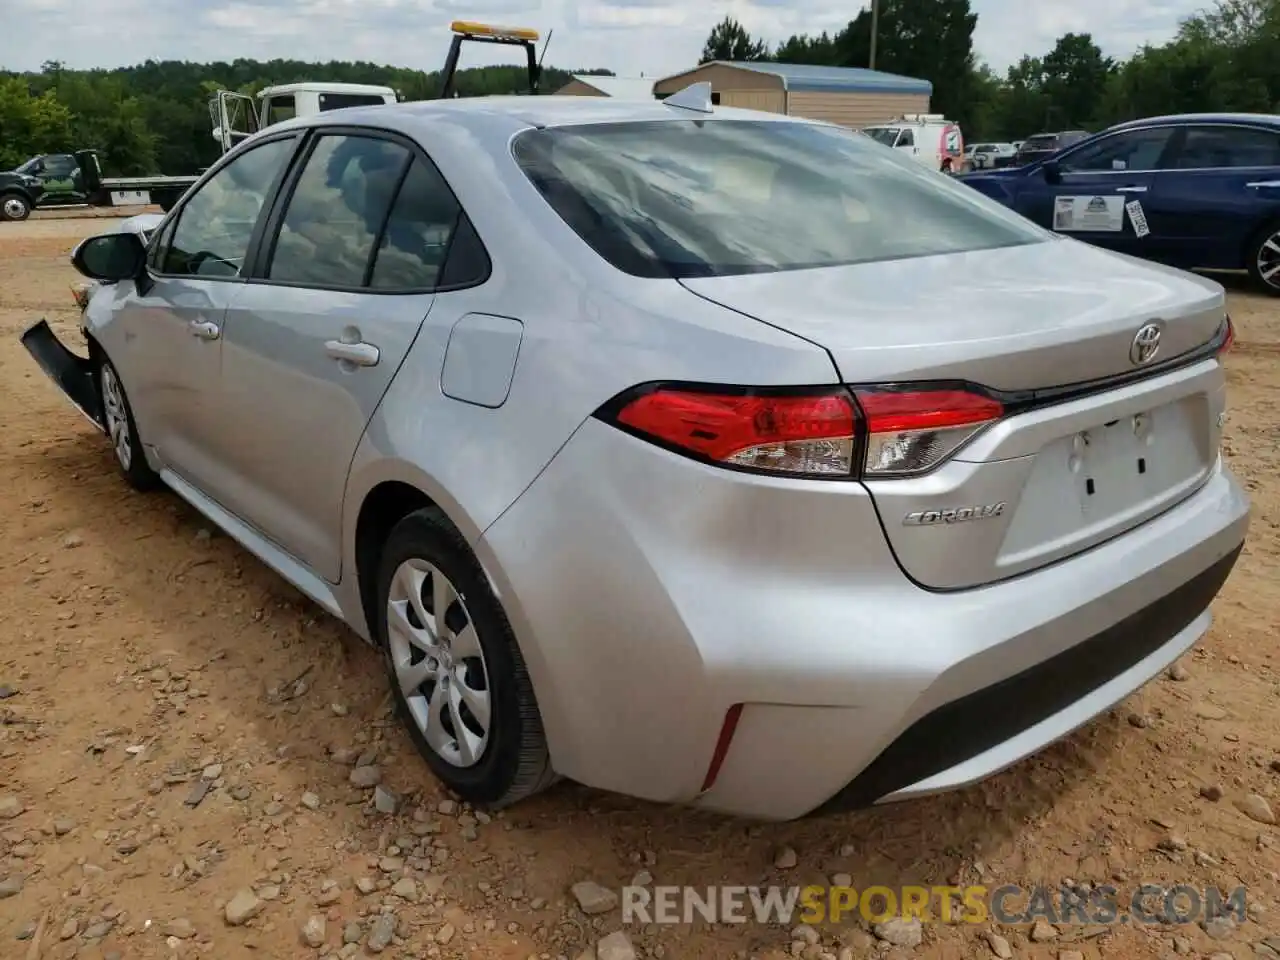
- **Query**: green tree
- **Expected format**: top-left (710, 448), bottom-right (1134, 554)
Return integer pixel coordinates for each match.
top-left (1040, 33), bottom-right (1115, 128)
top-left (700, 17), bottom-right (769, 63)
top-left (0, 76), bottom-right (74, 169)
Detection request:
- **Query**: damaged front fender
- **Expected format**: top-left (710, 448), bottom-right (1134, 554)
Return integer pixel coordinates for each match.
top-left (20, 319), bottom-right (105, 430)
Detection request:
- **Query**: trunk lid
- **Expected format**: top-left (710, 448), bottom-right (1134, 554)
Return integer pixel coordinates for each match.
top-left (681, 240), bottom-right (1228, 589)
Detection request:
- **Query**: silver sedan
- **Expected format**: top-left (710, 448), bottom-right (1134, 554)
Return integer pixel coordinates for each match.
top-left (22, 90), bottom-right (1249, 820)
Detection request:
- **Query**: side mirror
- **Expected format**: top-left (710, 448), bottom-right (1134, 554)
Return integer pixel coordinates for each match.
top-left (71, 232), bottom-right (146, 283)
top-left (1042, 160), bottom-right (1062, 185)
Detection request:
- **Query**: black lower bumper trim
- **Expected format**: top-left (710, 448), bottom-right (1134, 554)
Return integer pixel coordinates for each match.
top-left (20, 319), bottom-right (104, 428)
top-left (821, 543), bottom-right (1244, 811)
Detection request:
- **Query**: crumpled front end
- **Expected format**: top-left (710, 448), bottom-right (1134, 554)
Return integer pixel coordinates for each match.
top-left (20, 319), bottom-right (104, 430)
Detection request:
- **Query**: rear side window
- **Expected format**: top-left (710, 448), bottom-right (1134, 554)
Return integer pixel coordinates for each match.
top-left (369, 158), bottom-right (475, 289)
top-left (1173, 126), bottom-right (1280, 169)
top-left (319, 93), bottom-right (392, 111)
top-left (513, 119), bottom-right (1046, 279)
top-left (267, 134), bottom-right (410, 287)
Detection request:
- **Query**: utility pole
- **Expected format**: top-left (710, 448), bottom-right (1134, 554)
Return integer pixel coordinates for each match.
top-left (869, 0), bottom-right (880, 70)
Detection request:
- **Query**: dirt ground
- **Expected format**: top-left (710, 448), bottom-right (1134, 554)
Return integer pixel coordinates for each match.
top-left (0, 213), bottom-right (1278, 960)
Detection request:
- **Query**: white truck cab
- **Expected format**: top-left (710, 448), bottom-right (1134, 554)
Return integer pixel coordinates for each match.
top-left (863, 114), bottom-right (965, 173)
top-left (211, 82), bottom-right (399, 154)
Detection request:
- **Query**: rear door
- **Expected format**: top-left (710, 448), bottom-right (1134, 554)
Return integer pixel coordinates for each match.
top-left (208, 127), bottom-right (469, 581)
top-left (1014, 125), bottom-right (1177, 256)
top-left (1141, 123), bottom-right (1280, 271)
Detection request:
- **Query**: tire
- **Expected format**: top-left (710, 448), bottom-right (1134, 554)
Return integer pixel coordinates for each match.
top-left (374, 507), bottom-right (555, 808)
top-left (98, 357), bottom-right (161, 491)
top-left (1, 193), bottom-right (32, 222)
top-left (1246, 219), bottom-right (1280, 297)
top-left (940, 158), bottom-right (953, 174)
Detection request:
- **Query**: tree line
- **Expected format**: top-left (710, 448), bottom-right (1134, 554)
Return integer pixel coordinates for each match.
top-left (0, 59), bottom-right (606, 175)
top-left (2, 0), bottom-right (1277, 177)
top-left (701, 0), bottom-right (1280, 142)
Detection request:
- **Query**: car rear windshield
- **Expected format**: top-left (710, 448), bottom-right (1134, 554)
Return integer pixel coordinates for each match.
top-left (512, 120), bottom-right (1046, 279)
top-left (1022, 135), bottom-right (1058, 148)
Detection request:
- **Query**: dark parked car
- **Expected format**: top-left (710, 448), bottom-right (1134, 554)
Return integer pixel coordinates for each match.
top-left (957, 113), bottom-right (1280, 295)
top-left (1013, 130), bottom-right (1090, 166)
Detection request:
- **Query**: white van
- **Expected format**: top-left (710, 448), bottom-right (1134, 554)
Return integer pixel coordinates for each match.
top-left (862, 114), bottom-right (965, 173)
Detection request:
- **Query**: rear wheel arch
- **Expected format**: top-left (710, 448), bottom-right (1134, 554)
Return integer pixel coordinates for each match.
top-left (354, 480), bottom-right (439, 637)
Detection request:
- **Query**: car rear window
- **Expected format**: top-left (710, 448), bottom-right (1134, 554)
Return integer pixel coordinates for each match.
top-left (512, 120), bottom-right (1046, 279)
top-left (1023, 135), bottom-right (1058, 148)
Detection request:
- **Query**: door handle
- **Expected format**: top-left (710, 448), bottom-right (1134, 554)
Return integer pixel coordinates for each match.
top-left (1246, 181), bottom-right (1280, 189)
top-left (189, 320), bottom-right (220, 340)
top-left (325, 339), bottom-right (380, 367)
top-left (1115, 185), bottom-right (1147, 193)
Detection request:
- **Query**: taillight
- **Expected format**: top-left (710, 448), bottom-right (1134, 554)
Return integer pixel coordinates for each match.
top-left (1218, 316), bottom-right (1234, 355)
top-left (599, 382), bottom-right (1004, 479)
top-left (612, 387), bottom-right (857, 477)
top-left (853, 387), bottom-right (1004, 477)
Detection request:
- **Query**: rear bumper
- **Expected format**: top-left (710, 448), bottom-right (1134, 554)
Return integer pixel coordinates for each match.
top-left (479, 418), bottom-right (1250, 821)
top-left (20, 319), bottom-right (103, 429)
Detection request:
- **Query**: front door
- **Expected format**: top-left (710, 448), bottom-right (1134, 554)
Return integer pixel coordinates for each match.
top-left (211, 130), bottom-right (471, 580)
top-left (109, 134), bottom-right (300, 490)
top-left (1014, 125), bottom-right (1178, 257)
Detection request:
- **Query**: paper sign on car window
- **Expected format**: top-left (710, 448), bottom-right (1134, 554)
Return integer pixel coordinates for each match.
top-left (1126, 200), bottom-right (1150, 238)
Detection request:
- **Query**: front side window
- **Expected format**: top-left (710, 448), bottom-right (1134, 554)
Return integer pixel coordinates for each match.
top-left (1059, 128), bottom-right (1175, 172)
top-left (267, 134), bottom-right (410, 287)
top-left (864, 127), bottom-right (899, 147)
top-left (161, 136), bottom-right (296, 278)
top-left (513, 119), bottom-right (1046, 279)
top-left (265, 95), bottom-right (296, 125)
top-left (1172, 126), bottom-right (1280, 169)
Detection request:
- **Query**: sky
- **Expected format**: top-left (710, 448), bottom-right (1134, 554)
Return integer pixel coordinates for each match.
top-left (4, 0), bottom-right (1207, 79)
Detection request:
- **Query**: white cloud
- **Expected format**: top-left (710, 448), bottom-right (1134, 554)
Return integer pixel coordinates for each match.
top-left (1, 0), bottom-right (1205, 81)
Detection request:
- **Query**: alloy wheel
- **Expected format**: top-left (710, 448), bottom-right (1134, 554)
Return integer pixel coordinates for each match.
top-left (100, 365), bottom-right (133, 471)
top-left (386, 558), bottom-right (491, 767)
top-left (1257, 229), bottom-right (1280, 291)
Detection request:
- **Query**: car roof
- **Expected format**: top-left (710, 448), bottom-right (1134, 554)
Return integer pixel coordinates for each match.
top-left (1107, 112), bottom-right (1280, 133)
top-left (265, 94), bottom-right (825, 140)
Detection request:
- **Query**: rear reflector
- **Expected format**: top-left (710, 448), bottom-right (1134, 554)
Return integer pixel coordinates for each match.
top-left (613, 388), bottom-right (857, 477)
top-left (701, 703), bottom-right (743, 793)
top-left (853, 388), bottom-right (1004, 477)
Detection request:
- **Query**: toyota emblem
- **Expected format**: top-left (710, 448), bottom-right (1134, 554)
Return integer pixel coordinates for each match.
top-left (1129, 322), bottom-right (1163, 366)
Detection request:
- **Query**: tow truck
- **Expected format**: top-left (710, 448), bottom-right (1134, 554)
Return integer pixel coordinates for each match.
top-left (0, 20), bottom-right (547, 223)
top-left (209, 20), bottom-right (547, 153)
top-left (0, 151), bottom-right (199, 221)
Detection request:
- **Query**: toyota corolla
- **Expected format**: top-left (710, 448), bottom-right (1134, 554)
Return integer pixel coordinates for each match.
top-left (20, 89), bottom-right (1250, 820)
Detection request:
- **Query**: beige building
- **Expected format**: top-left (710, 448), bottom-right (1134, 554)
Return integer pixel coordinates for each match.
top-left (554, 75), bottom-right (657, 99)
top-left (651, 61), bottom-right (931, 129)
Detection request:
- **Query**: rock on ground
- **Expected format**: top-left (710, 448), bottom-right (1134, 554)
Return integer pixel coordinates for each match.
top-left (224, 889), bottom-right (264, 926)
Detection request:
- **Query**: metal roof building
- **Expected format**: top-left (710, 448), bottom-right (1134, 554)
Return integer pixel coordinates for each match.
top-left (554, 75), bottom-right (657, 99)
top-left (651, 61), bottom-right (932, 129)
